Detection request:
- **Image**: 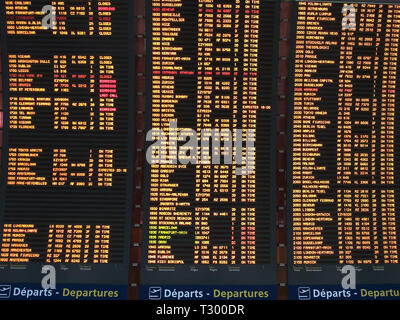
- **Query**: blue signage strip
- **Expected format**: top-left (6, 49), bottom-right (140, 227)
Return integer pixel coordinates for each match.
top-left (0, 283), bottom-right (128, 300)
top-left (139, 286), bottom-right (277, 301)
top-left (289, 285), bottom-right (400, 300)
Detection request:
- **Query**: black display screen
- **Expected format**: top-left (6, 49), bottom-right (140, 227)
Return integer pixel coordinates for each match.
top-left (140, 0), bottom-right (279, 297)
top-left (288, 0), bottom-right (400, 299)
top-left (0, 0), bottom-right (134, 299)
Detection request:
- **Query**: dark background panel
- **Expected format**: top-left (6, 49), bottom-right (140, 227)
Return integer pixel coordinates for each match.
top-left (0, 0), bottom-right (134, 286)
top-left (140, 0), bottom-right (279, 286)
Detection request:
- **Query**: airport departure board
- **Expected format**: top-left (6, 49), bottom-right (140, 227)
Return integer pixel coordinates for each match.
top-left (140, 0), bottom-right (279, 300)
top-left (288, 0), bottom-right (400, 299)
top-left (4, 0), bottom-right (400, 302)
top-left (0, 0), bottom-right (134, 299)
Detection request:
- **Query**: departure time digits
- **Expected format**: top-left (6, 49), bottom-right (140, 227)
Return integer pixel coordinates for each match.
top-left (292, 2), bottom-right (400, 265)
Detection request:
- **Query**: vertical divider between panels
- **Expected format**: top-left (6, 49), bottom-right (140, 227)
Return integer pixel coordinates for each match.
top-left (128, 0), bottom-right (146, 300)
top-left (277, 0), bottom-right (291, 300)
top-left (0, 42), bottom-right (3, 180)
